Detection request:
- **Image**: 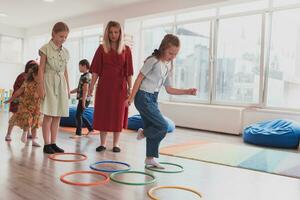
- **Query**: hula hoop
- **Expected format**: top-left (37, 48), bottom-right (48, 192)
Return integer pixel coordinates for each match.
top-left (90, 160), bottom-right (131, 173)
top-left (148, 186), bottom-right (202, 200)
top-left (145, 162), bottom-right (184, 173)
top-left (48, 153), bottom-right (87, 162)
top-left (60, 170), bottom-right (109, 186)
top-left (110, 171), bottom-right (156, 186)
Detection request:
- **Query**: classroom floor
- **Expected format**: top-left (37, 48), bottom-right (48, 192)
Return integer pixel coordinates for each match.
top-left (1, 111), bottom-right (300, 200)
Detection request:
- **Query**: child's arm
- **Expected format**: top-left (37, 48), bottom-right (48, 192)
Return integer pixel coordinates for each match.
top-left (64, 68), bottom-right (70, 98)
top-left (70, 88), bottom-right (78, 94)
top-left (38, 54), bottom-right (46, 98)
top-left (165, 86), bottom-right (197, 95)
top-left (4, 87), bottom-right (25, 104)
top-left (88, 73), bottom-right (99, 97)
top-left (81, 83), bottom-right (88, 109)
top-left (126, 72), bottom-right (145, 106)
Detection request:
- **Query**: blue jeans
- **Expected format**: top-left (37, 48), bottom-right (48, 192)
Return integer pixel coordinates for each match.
top-left (134, 90), bottom-right (168, 158)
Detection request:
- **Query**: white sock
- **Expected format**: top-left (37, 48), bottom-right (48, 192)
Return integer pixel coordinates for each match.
top-left (137, 128), bottom-right (145, 140)
top-left (145, 158), bottom-right (165, 169)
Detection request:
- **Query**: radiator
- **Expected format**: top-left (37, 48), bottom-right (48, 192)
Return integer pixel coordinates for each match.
top-left (159, 102), bottom-right (244, 135)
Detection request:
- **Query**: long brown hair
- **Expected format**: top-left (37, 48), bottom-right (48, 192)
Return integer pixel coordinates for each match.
top-left (102, 21), bottom-right (125, 54)
top-left (151, 34), bottom-right (180, 59)
top-left (145, 34), bottom-right (180, 72)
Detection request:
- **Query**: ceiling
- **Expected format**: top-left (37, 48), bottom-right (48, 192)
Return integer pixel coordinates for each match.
top-left (0, 0), bottom-right (151, 28)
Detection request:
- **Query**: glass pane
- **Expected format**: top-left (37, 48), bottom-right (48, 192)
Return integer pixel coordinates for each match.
top-left (173, 22), bottom-right (211, 102)
top-left (176, 9), bottom-right (216, 22)
top-left (215, 15), bottom-right (262, 104)
top-left (64, 39), bottom-right (80, 105)
top-left (0, 36), bottom-right (23, 63)
top-left (83, 36), bottom-right (100, 63)
top-left (142, 16), bottom-right (174, 27)
top-left (141, 26), bottom-right (173, 100)
top-left (266, 8), bottom-right (300, 109)
top-left (273, 0), bottom-right (300, 7)
top-left (83, 25), bottom-right (103, 36)
top-left (219, 0), bottom-right (268, 15)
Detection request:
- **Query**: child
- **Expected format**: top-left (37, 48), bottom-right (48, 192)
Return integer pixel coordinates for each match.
top-left (126, 34), bottom-right (197, 168)
top-left (5, 60), bottom-right (35, 141)
top-left (38, 22), bottom-right (70, 154)
top-left (70, 59), bottom-right (94, 138)
top-left (5, 62), bottom-right (41, 147)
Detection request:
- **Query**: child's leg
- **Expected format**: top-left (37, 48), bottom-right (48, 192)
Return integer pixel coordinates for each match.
top-left (31, 128), bottom-right (41, 147)
top-left (82, 101), bottom-right (93, 132)
top-left (134, 91), bottom-right (168, 167)
top-left (50, 116), bottom-right (64, 152)
top-left (21, 129), bottom-right (28, 143)
top-left (42, 115), bottom-right (52, 145)
top-left (5, 123), bottom-right (14, 141)
top-left (75, 101), bottom-right (83, 136)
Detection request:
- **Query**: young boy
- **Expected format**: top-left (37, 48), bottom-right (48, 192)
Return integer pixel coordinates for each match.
top-left (70, 59), bottom-right (94, 138)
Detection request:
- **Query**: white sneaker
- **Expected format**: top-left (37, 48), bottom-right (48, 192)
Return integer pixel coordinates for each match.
top-left (32, 140), bottom-right (41, 147)
top-left (137, 128), bottom-right (145, 140)
top-left (145, 158), bottom-right (165, 169)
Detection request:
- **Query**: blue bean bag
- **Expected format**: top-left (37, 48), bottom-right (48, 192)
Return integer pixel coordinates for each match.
top-left (60, 107), bottom-right (94, 127)
top-left (128, 114), bottom-right (175, 133)
top-left (243, 119), bottom-right (300, 149)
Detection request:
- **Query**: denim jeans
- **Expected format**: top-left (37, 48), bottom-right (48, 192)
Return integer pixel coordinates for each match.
top-left (75, 100), bottom-right (93, 135)
top-left (134, 90), bottom-right (168, 158)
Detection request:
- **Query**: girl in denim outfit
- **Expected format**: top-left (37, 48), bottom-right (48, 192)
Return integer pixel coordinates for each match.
top-left (126, 34), bottom-right (197, 168)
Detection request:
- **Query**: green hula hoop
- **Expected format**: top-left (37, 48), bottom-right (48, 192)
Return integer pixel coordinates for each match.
top-left (145, 162), bottom-right (184, 173)
top-left (110, 171), bottom-right (156, 186)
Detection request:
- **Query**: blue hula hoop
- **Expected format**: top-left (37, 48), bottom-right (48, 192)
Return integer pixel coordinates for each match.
top-left (90, 160), bottom-right (131, 173)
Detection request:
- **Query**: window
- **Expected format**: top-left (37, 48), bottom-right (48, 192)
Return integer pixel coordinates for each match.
top-left (0, 36), bottom-right (23, 63)
top-left (173, 21), bottom-right (211, 102)
top-left (83, 36), bottom-right (100, 62)
top-left (215, 15), bottom-right (262, 104)
top-left (141, 26), bottom-right (173, 100)
top-left (266, 8), bottom-right (300, 109)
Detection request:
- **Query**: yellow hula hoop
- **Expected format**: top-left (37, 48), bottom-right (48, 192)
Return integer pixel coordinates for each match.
top-left (148, 185), bottom-right (202, 200)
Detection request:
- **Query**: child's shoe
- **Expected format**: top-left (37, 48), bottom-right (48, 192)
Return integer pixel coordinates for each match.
top-left (137, 128), bottom-right (145, 140)
top-left (51, 144), bottom-right (64, 153)
top-left (32, 140), bottom-right (41, 147)
top-left (43, 144), bottom-right (55, 154)
top-left (145, 158), bottom-right (165, 169)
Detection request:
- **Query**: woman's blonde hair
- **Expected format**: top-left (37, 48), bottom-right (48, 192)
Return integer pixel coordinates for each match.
top-left (102, 21), bottom-right (125, 54)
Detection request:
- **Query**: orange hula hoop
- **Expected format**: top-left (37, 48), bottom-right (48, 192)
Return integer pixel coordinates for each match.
top-left (60, 170), bottom-right (110, 186)
top-left (48, 152), bottom-right (87, 162)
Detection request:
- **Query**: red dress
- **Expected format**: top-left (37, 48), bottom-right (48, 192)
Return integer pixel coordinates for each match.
top-left (90, 45), bottom-right (133, 132)
top-left (9, 72), bottom-right (26, 113)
